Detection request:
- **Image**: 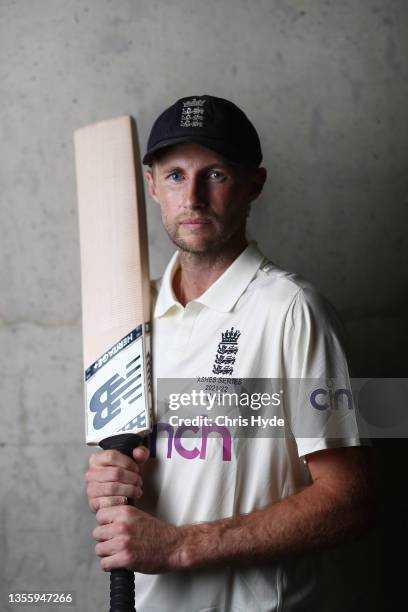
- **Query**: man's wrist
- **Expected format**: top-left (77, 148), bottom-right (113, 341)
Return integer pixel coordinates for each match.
top-left (169, 524), bottom-right (199, 571)
top-left (169, 521), bottom-right (227, 571)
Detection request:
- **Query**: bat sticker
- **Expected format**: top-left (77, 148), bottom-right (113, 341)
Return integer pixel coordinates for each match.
top-left (84, 327), bottom-right (149, 442)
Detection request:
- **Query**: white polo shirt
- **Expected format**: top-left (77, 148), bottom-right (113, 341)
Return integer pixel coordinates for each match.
top-left (135, 241), bottom-right (361, 612)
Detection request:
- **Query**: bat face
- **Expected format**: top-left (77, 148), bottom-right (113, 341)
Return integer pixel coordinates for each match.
top-left (74, 116), bottom-right (153, 445)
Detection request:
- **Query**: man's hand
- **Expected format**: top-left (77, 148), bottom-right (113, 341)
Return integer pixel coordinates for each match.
top-left (85, 446), bottom-right (149, 512)
top-left (93, 505), bottom-right (181, 574)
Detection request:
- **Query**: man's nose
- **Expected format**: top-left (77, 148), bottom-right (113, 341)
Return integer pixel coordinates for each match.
top-left (183, 175), bottom-right (207, 209)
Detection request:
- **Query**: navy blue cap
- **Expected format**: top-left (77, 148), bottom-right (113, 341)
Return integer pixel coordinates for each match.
top-left (143, 94), bottom-right (263, 167)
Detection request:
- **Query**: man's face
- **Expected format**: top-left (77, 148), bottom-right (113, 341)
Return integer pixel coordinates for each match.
top-left (145, 143), bottom-right (266, 255)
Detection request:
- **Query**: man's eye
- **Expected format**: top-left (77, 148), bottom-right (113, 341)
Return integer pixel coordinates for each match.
top-left (167, 172), bottom-right (183, 182)
top-left (208, 170), bottom-right (225, 181)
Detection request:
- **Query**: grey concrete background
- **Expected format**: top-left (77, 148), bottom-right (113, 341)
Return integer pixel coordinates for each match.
top-left (1, 0), bottom-right (407, 610)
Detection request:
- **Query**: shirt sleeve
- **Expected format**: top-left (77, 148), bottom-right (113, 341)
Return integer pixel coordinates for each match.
top-left (282, 284), bottom-right (363, 458)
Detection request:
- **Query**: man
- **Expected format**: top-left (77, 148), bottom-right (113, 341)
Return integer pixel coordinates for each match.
top-left (85, 95), bottom-right (375, 611)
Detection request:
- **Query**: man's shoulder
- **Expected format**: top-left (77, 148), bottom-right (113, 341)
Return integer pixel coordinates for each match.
top-left (251, 260), bottom-right (343, 330)
top-left (252, 259), bottom-right (320, 304)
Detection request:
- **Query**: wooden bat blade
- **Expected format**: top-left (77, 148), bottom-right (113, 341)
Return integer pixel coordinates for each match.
top-left (74, 116), bottom-right (152, 445)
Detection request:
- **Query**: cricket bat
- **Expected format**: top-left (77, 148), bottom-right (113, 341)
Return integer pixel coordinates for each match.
top-left (74, 115), bottom-right (153, 612)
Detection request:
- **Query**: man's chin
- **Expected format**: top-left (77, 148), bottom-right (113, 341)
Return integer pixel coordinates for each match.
top-left (170, 235), bottom-right (223, 255)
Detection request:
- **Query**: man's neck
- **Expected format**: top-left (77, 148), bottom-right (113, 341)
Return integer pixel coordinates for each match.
top-left (173, 239), bottom-right (248, 306)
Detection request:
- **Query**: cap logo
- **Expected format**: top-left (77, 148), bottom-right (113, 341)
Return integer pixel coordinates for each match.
top-left (180, 98), bottom-right (206, 128)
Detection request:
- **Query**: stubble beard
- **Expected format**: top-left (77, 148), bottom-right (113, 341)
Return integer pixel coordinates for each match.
top-left (166, 224), bottom-right (226, 255)
top-left (162, 207), bottom-right (250, 256)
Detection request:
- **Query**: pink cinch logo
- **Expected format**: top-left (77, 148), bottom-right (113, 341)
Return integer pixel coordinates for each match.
top-left (149, 423), bottom-right (232, 462)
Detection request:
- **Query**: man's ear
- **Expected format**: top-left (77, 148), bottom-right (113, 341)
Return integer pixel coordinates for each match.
top-left (145, 168), bottom-right (160, 203)
top-left (248, 167), bottom-right (267, 203)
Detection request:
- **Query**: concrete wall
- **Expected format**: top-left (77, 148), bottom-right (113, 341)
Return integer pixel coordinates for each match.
top-left (1, 1), bottom-right (407, 610)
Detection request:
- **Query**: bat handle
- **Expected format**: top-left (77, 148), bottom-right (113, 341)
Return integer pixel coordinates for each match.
top-left (99, 433), bottom-right (145, 612)
top-left (109, 569), bottom-right (136, 612)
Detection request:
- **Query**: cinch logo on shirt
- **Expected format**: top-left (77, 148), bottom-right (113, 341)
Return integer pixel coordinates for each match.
top-left (149, 423), bottom-right (232, 462)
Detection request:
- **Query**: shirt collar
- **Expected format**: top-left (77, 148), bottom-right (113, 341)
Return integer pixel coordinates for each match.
top-left (154, 241), bottom-right (265, 318)
top-left (153, 249), bottom-right (181, 318)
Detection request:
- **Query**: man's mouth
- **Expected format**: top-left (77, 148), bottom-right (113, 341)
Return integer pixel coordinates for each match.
top-left (179, 218), bottom-right (212, 226)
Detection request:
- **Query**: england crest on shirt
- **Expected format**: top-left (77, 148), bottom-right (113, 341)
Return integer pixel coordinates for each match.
top-left (212, 327), bottom-right (241, 375)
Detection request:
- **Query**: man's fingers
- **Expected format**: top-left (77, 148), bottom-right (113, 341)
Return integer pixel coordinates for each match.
top-left (96, 504), bottom-right (144, 526)
top-left (95, 533), bottom-right (133, 557)
top-left (100, 550), bottom-right (135, 572)
top-left (87, 482), bottom-right (142, 503)
top-left (132, 445), bottom-right (150, 465)
top-left (85, 466), bottom-right (142, 486)
top-left (88, 495), bottom-right (134, 513)
top-left (89, 449), bottom-right (140, 472)
top-left (86, 449), bottom-right (147, 515)
top-left (93, 525), bottom-right (115, 543)
top-left (93, 521), bottom-right (132, 542)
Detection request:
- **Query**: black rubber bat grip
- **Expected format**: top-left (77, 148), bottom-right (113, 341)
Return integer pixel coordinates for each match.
top-left (99, 433), bottom-right (144, 612)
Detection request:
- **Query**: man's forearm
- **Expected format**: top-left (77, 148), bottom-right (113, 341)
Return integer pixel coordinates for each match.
top-left (92, 447), bottom-right (376, 574)
top-left (174, 478), bottom-right (374, 571)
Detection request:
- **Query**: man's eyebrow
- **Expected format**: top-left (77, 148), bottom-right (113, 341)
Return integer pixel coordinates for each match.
top-left (158, 161), bottom-right (230, 175)
top-left (157, 165), bottom-right (182, 175)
